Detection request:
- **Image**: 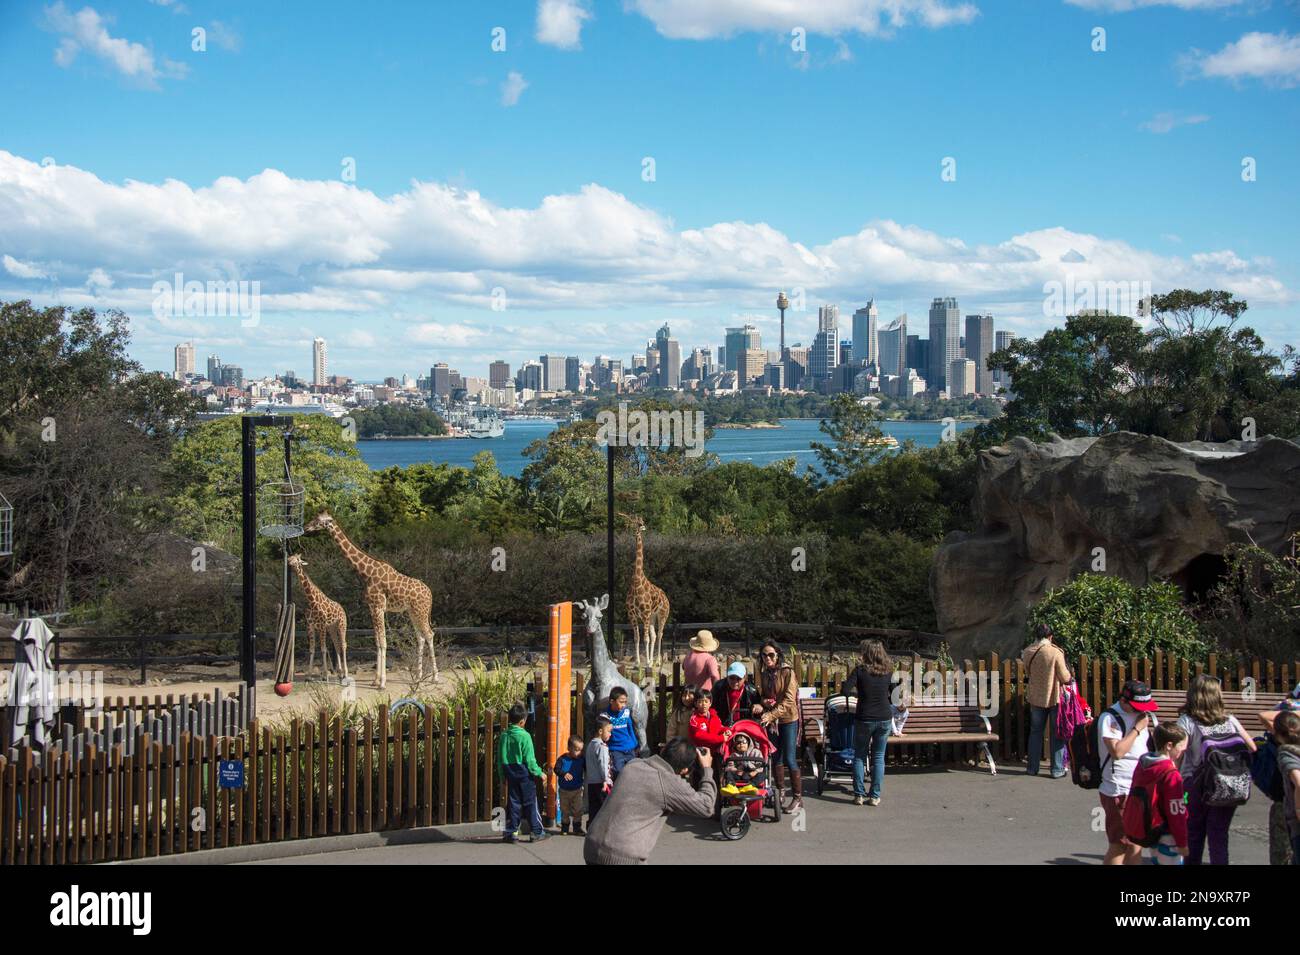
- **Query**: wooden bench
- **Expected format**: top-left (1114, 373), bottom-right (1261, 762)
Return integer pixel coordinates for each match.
top-left (1141, 689), bottom-right (1285, 737)
top-left (799, 695), bottom-right (1000, 776)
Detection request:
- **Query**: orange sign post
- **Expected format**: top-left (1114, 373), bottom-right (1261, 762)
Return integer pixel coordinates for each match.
top-left (546, 601), bottom-right (573, 824)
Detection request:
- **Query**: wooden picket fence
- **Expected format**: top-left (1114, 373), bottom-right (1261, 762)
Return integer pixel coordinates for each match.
top-left (1, 650), bottom-right (1295, 864)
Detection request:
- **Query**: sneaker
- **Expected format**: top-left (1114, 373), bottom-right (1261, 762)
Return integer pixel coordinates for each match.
top-left (866, 796), bottom-right (881, 807)
top-left (853, 795), bottom-right (865, 806)
top-left (530, 830), bottom-right (552, 843)
top-left (573, 825), bottom-right (585, 836)
top-left (502, 832), bottom-right (520, 843)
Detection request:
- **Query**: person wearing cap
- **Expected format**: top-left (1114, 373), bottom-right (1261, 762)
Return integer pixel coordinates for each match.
top-left (1098, 679), bottom-right (1160, 865)
top-left (714, 661), bottom-right (762, 727)
top-left (683, 630), bottom-right (721, 692)
top-left (1021, 622), bottom-right (1073, 779)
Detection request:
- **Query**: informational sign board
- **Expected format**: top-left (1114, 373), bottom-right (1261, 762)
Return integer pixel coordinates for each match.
top-left (547, 601), bottom-right (573, 822)
top-left (218, 759), bottom-right (245, 789)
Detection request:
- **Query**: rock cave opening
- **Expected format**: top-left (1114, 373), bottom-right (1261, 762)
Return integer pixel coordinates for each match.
top-left (1172, 552), bottom-right (1229, 604)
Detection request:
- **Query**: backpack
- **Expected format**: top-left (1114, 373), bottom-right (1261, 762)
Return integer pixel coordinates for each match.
top-left (1196, 725), bottom-right (1252, 808)
top-left (1068, 705), bottom-right (1120, 790)
top-left (1251, 735), bottom-right (1285, 802)
top-left (1122, 774), bottom-right (1170, 848)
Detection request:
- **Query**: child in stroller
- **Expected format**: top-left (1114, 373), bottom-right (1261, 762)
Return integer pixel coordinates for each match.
top-left (718, 718), bottom-right (780, 840)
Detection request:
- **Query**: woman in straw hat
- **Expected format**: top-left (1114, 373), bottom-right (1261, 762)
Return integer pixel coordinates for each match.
top-left (683, 629), bottom-right (721, 691)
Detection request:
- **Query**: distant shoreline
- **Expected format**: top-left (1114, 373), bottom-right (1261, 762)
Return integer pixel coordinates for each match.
top-left (359, 433), bottom-right (456, 440)
top-left (713, 421), bottom-right (782, 429)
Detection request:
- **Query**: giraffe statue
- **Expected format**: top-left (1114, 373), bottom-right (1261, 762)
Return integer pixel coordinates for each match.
top-left (287, 554), bottom-right (349, 680)
top-left (621, 514), bottom-right (669, 668)
top-left (304, 511), bottom-right (436, 689)
top-left (579, 594), bottom-right (647, 755)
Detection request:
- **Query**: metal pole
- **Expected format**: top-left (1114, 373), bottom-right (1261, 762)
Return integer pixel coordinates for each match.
top-left (241, 416), bottom-right (257, 717)
top-left (606, 443), bottom-right (616, 646)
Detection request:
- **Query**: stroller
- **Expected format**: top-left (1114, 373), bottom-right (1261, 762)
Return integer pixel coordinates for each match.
top-left (815, 695), bottom-right (857, 795)
top-left (717, 719), bottom-right (780, 840)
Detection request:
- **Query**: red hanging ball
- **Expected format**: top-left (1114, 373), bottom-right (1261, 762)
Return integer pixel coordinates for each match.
top-left (274, 682), bottom-right (293, 697)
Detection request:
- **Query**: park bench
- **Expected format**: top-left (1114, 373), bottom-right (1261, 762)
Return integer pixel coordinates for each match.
top-left (799, 695), bottom-right (1000, 777)
top-left (1144, 689), bottom-right (1285, 736)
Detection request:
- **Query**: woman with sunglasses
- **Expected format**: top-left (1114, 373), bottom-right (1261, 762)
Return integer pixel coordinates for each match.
top-left (756, 641), bottom-right (802, 811)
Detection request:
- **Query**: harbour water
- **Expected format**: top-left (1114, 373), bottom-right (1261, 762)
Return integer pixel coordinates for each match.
top-left (356, 418), bottom-right (978, 477)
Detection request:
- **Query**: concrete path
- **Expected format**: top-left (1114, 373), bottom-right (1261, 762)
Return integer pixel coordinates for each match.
top-left (246, 765), bottom-right (1274, 866)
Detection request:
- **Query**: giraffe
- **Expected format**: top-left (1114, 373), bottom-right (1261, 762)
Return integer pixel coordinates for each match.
top-left (304, 511), bottom-right (436, 689)
top-left (286, 554), bottom-right (348, 680)
top-left (621, 514), bottom-right (669, 668)
top-left (579, 594), bottom-right (647, 754)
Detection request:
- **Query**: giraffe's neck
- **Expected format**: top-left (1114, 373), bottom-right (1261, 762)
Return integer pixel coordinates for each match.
top-left (290, 564), bottom-right (319, 601)
top-left (633, 528), bottom-right (644, 581)
top-left (328, 523), bottom-right (376, 577)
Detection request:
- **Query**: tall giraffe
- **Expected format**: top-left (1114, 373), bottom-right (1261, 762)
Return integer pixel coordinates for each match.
top-left (304, 511), bottom-right (436, 689)
top-left (287, 554), bottom-right (348, 679)
top-left (622, 515), bottom-right (669, 667)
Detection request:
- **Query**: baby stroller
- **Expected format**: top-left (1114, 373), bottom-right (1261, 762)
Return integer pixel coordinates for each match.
top-left (718, 719), bottom-right (780, 840)
top-left (814, 695), bottom-right (857, 795)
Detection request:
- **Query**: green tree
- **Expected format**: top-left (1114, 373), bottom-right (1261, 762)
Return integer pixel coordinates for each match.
top-left (810, 394), bottom-right (889, 480)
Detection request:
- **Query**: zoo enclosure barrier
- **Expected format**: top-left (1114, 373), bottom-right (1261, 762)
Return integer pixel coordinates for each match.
top-left (0, 649), bottom-right (1295, 865)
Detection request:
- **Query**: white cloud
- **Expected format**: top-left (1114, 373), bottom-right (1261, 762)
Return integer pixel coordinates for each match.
top-left (500, 70), bottom-right (528, 106)
top-left (1139, 111), bottom-right (1210, 133)
top-left (536, 0), bottom-right (591, 49)
top-left (43, 3), bottom-right (188, 87)
top-left (626, 0), bottom-right (978, 40)
top-left (208, 20), bottom-right (242, 53)
top-left (0, 149), bottom-right (1289, 361)
top-left (3, 254), bottom-right (49, 279)
top-left (1184, 32), bottom-right (1300, 87)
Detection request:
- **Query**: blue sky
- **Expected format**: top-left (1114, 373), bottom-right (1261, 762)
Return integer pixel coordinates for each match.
top-left (1, 0), bottom-right (1298, 381)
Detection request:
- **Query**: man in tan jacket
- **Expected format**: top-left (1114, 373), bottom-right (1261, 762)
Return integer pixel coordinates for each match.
top-left (1022, 623), bottom-right (1073, 778)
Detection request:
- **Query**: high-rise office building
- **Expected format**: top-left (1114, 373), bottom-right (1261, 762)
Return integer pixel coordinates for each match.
top-left (221, 365), bottom-right (244, 389)
top-left (656, 324), bottom-right (681, 390)
top-left (207, 354), bottom-right (222, 383)
top-left (737, 346), bottom-right (766, 385)
top-left (489, 360), bottom-right (511, 389)
top-left (964, 313), bottom-right (995, 395)
top-left (877, 315), bottom-right (907, 379)
top-left (174, 342), bottom-right (195, 380)
top-left (949, 358), bottom-right (976, 397)
top-left (565, 356), bottom-right (582, 393)
top-left (430, 363), bottom-right (452, 398)
top-left (852, 300), bottom-right (879, 366)
top-left (994, 329), bottom-right (1015, 390)
top-left (313, 337), bottom-right (328, 386)
top-left (784, 345), bottom-right (809, 390)
top-left (683, 347), bottom-right (713, 381)
top-left (927, 297), bottom-right (960, 393)
top-left (811, 306), bottom-right (840, 381)
top-left (724, 325), bottom-right (760, 374)
top-left (540, 355), bottom-right (566, 392)
top-left (516, 360), bottom-right (542, 392)
top-left (906, 335), bottom-right (928, 375)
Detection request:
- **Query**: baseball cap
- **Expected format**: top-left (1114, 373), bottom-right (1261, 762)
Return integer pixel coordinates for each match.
top-left (1121, 679), bottom-right (1159, 712)
top-left (726, 662), bottom-right (747, 679)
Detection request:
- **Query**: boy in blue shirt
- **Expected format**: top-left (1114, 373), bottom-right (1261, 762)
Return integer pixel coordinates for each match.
top-left (554, 734), bottom-right (586, 834)
top-left (605, 687), bottom-right (639, 777)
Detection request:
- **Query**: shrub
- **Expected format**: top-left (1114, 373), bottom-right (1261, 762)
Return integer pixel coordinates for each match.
top-left (1026, 573), bottom-right (1209, 662)
top-left (1199, 542), bottom-right (1300, 662)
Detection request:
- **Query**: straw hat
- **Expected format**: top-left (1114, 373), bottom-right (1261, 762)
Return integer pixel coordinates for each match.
top-left (689, 629), bottom-right (719, 653)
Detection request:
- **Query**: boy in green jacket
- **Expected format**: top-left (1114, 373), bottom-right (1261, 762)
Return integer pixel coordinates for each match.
top-left (497, 701), bottom-right (549, 843)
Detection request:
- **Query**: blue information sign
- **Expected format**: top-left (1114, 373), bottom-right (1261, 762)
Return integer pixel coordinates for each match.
top-left (218, 760), bottom-right (245, 789)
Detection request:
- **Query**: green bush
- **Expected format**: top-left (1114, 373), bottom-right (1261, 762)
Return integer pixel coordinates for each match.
top-left (1026, 573), bottom-right (1209, 662)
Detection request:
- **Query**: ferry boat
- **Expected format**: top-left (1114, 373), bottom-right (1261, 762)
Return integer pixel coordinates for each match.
top-left (447, 407), bottom-right (505, 438)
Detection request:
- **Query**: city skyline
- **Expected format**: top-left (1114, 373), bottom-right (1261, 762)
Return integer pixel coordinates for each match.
top-left (2, 1), bottom-right (1296, 378)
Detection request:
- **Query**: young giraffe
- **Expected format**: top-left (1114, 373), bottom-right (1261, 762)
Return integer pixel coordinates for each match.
top-left (304, 511), bottom-right (436, 689)
top-left (623, 515), bottom-right (669, 668)
top-left (286, 554), bottom-right (348, 680)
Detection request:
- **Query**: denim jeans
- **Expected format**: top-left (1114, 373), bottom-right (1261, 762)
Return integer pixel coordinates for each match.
top-left (610, 748), bottom-right (638, 777)
top-left (1027, 705), bottom-right (1065, 777)
top-left (773, 721), bottom-right (799, 772)
top-left (852, 720), bottom-right (891, 799)
top-left (503, 763), bottom-right (543, 837)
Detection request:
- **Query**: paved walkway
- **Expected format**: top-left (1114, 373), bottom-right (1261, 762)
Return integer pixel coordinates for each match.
top-left (248, 765), bottom-right (1274, 866)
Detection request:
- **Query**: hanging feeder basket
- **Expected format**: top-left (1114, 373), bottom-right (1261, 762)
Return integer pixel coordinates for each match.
top-left (257, 481), bottom-right (305, 540)
top-left (0, 492), bottom-right (12, 557)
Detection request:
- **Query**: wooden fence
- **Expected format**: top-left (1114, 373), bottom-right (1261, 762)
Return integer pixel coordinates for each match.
top-left (1, 650), bottom-right (1295, 864)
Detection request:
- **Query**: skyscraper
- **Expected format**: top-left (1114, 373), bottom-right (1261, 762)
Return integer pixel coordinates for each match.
top-left (811, 305), bottom-right (840, 381)
top-left (207, 354), bottom-right (222, 384)
top-left (724, 325), bottom-right (760, 374)
top-left (566, 356), bottom-right (582, 393)
top-left (737, 346), bottom-right (766, 386)
top-left (964, 313), bottom-right (995, 395)
top-left (852, 300), bottom-right (878, 366)
top-left (948, 358), bottom-right (976, 397)
top-left (430, 363), bottom-right (452, 398)
top-left (313, 337), bottom-right (328, 386)
top-left (540, 355), bottom-right (566, 392)
top-left (656, 323), bottom-right (681, 390)
top-left (174, 342), bottom-right (195, 380)
top-left (927, 297), bottom-right (959, 393)
top-left (489, 360), bottom-right (511, 389)
top-left (516, 360), bottom-right (542, 391)
top-left (994, 329), bottom-right (1014, 389)
top-left (877, 314), bottom-right (907, 379)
